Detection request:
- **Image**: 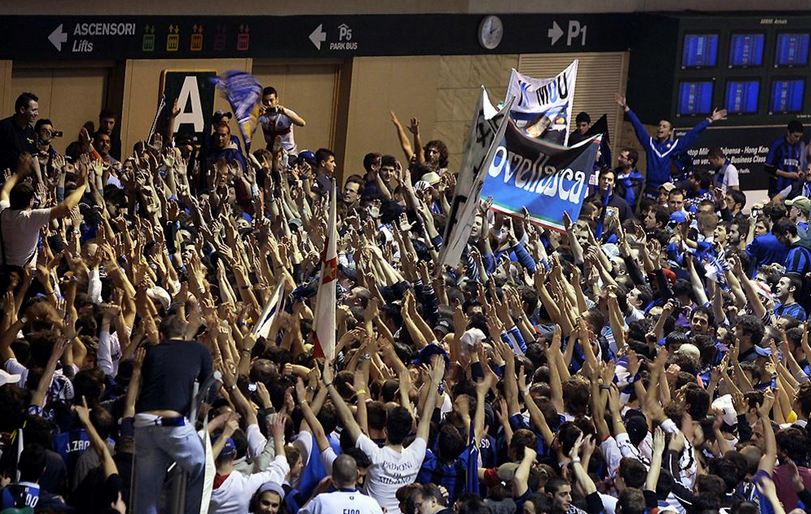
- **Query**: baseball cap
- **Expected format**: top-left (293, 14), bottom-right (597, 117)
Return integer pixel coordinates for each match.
top-left (0, 369), bottom-right (21, 387)
top-left (786, 195), bottom-right (811, 214)
top-left (669, 210), bottom-right (688, 224)
top-left (221, 437), bottom-right (237, 457)
top-left (298, 150), bottom-right (316, 166)
top-left (257, 481), bottom-right (286, 500)
top-left (660, 182), bottom-right (676, 192)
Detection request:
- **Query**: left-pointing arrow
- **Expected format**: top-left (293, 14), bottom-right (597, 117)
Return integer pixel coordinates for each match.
top-left (49, 24), bottom-right (68, 51)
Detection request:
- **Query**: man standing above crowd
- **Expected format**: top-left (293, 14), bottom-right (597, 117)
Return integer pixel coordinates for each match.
top-left (258, 86), bottom-right (306, 156)
top-left (616, 94), bottom-right (727, 197)
top-left (0, 92), bottom-right (38, 172)
top-left (708, 146), bottom-right (739, 193)
top-left (766, 120), bottom-right (805, 198)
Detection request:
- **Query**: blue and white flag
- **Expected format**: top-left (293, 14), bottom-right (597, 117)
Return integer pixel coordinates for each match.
top-left (480, 119), bottom-right (600, 232)
top-left (505, 61), bottom-right (578, 145)
top-left (211, 71), bottom-right (263, 151)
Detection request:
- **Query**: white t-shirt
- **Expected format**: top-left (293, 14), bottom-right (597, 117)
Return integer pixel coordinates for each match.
top-left (0, 200), bottom-right (51, 268)
top-left (299, 489), bottom-right (383, 514)
top-left (356, 434), bottom-right (427, 514)
top-left (719, 162), bottom-right (739, 193)
top-left (208, 455), bottom-right (289, 514)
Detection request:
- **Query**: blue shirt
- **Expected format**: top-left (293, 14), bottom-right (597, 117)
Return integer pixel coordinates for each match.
top-left (418, 445), bottom-right (476, 505)
top-left (747, 233), bottom-right (789, 277)
top-left (785, 242), bottom-right (811, 276)
top-left (774, 302), bottom-right (807, 321)
top-left (627, 109), bottom-right (710, 191)
top-left (766, 136), bottom-right (804, 192)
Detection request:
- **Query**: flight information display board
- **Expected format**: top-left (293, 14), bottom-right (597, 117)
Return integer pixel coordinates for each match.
top-left (726, 80), bottom-right (760, 113)
top-left (775, 33), bottom-right (810, 67)
top-left (678, 81), bottom-right (713, 115)
top-left (729, 33), bottom-right (765, 67)
top-left (682, 34), bottom-right (719, 68)
top-left (770, 79), bottom-right (805, 113)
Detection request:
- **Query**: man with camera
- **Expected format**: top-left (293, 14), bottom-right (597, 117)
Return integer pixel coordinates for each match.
top-left (258, 86), bottom-right (306, 156)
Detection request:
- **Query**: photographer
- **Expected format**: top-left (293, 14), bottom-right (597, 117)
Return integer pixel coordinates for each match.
top-left (257, 87), bottom-right (306, 156)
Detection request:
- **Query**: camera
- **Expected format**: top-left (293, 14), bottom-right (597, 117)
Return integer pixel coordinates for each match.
top-left (52, 130), bottom-right (63, 138)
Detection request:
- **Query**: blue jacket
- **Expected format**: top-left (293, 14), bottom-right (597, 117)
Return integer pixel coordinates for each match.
top-left (747, 233), bottom-right (789, 277)
top-left (627, 110), bottom-right (710, 191)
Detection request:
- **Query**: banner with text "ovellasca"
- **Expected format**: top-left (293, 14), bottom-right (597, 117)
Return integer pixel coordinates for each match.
top-left (505, 61), bottom-right (578, 145)
top-left (480, 119), bottom-right (600, 232)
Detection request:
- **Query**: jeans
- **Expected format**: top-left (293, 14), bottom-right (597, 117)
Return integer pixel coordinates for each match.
top-left (133, 419), bottom-right (205, 514)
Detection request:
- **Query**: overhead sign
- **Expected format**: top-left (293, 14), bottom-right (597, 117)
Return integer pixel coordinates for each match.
top-left (0, 14), bottom-right (634, 60)
top-left (160, 70), bottom-right (217, 141)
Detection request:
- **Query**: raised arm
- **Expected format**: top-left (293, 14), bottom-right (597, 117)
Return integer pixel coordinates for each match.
top-left (75, 397), bottom-right (118, 478)
top-left (416, 355), bottom-right (446, 442)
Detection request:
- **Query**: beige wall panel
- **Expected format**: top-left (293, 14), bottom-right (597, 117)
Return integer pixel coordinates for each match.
top-left (252, 63), bottom-right (339, 153)
top-left (343, 56), bottom-right (441, 179)
top-left (11, 66), bottom-right (108, 154)
top-left (121, 58), bottom-right (251, 156)
top-left (0, 61), bottom-right (14, 117)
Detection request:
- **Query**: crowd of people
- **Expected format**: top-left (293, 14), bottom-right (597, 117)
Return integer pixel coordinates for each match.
top-left (0, 75), bottom-right (808, 514)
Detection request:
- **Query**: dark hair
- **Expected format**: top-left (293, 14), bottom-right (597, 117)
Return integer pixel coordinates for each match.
top-left (788, 119), bottom-right (804, 134)
top-left (621, 147), bottom-right (639, 166)
top-left (684, 386), bottom-right (711, 420)
top-left (707, 457), bottom-right (741, 493)
top-left (15, 92), bottom-right (38, 114)
top-left (424, 140), bottom-right (448, 168)
top-left (617, 488), bottom-right (646, 514)
top-left (9, 183), bottom-right (35, 210)
top-left (99, 108), bottom-right (116, 120)
top-left (361, 152), bottom-right (380, 171)
top-left (262, 86), bottom-right (278, 97)
top-left (728, 189), bottom-right (746, 209)
top-left (773, 219), bottom-right (797, 239)
top-left (315, 148), bottom-right (335, 169)
top-left (708, 147), bottom-right (726, 160)
top-left (317, 402), bottom-right (339, 436)
top-left (618, 458), bottom-right (647, 488)
top-left (437, 423), bottom-right (465, 462)
top-left (734, 315), bottom-right (764, 345)
top-left (34, 118), bottom-right (53, 132)
top-left (344, 174), bottom-right (365, 189)
top-left (386, 406), bottom-right (413, 445)
top-left (576, 112), bottom-right (591, 124)
top-left (454, 494), bottom-right (491, 514)
top-left (776, 427), bottom-right (810, 464)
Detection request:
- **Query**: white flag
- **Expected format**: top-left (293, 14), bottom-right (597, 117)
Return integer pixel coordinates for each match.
top-left (505, 60), bottom-right (578, 145)
top-left (313, 184), bottom-right (337, 362)
top-left (252, 280), bottom-right (286, 339)
top-left (438, 87), bottom-right (513, 270)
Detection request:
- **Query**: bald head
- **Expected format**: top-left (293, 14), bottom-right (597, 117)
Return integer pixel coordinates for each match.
top-left (332, 454), bottom-right (358, 488)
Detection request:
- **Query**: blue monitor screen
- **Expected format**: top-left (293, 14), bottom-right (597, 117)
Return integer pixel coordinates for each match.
top-left (678, 82), bottom-right (713, 115)
top-left (729, 34), bottom-right (765, 67)
top-left (682, 34), bottom-right (719, 68)
top-left (771, 79), bottom-right (804, 113)
top-left (775, 33), bottom-right (810, 66)
top-left (725, 81), bottom-right (760, 113)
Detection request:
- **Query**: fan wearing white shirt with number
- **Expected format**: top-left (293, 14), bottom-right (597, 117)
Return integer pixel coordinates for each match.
top-left (325, 354), bottom-right (446, 514)
top-left (299, 454), bottom-right (382, 514)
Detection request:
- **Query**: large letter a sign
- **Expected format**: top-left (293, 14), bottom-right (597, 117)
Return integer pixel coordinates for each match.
top-left (160, 70), bottom-right (216, 140)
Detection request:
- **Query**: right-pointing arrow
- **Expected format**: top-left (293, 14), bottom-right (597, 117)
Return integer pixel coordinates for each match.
top-left (547, 21), bottom-right (563, 46)
top-left (309, 24), bottom-right (326, 50)
top-left (49, 24), bottom-right (68, 51)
